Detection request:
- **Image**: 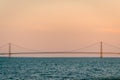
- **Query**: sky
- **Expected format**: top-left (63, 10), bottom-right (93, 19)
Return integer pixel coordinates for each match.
top-left (0, 0), bottom-right (120, 57)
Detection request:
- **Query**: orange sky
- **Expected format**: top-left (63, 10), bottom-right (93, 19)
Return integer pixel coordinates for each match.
top-left (0, 0), bottom-right (120, 57)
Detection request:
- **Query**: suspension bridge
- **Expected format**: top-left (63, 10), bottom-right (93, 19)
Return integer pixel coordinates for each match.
top-left (0, 41), bottom-right (120, 58)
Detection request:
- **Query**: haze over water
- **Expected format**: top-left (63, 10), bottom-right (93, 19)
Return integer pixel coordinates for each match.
top-left (0, 0), bottom-right (120, 57)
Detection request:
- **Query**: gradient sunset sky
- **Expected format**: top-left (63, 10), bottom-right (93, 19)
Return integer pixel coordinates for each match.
top-left (0, 0), bottom-right (120, 55)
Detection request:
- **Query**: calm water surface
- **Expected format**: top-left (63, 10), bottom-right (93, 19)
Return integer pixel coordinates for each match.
top-left (0, 57), bottom-right (120, 80)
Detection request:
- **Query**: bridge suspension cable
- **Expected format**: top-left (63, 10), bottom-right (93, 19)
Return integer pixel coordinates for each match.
top-left (68, 42), bottom-right (99, 52)
top-left (0, 43), bottom-right (8, 49)
top-left (11, 43), bottom-right (41, 52)
top-left (103, 42), bottom-right (120, 50)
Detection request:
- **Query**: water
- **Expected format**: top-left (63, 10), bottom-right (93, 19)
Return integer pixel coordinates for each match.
top-left (0, 57), bottom-right (120, 80)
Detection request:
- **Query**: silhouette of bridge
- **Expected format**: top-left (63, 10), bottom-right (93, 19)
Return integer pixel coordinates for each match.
top-left (0, 41), bottom-right (120, 58)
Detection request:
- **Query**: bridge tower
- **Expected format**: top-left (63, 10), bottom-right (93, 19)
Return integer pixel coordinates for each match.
top-left (8, 43), bottom-right (11, 57)
top-left (100, 41), bottom-right (103, 58)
